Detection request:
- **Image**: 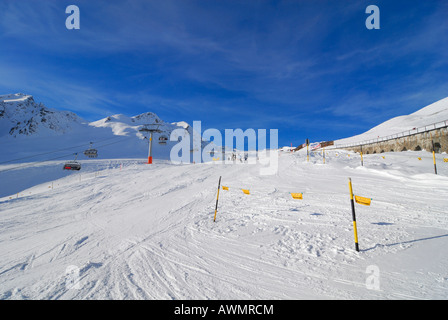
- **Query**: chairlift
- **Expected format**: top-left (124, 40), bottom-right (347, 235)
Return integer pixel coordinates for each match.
top-left (63, 153), bottom-right (81, 171)
top-left (207, 150), bottom-right (215, 157)
top-left (84, 142), bottom-right (98, 158)
top-left (158, 135), bottom-right (168, 145)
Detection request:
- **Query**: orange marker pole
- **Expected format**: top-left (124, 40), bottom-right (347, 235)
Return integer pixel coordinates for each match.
top-left (147, 132), bottom-right (153, 164)
top-left (432, 140), bottom-right (437, 175)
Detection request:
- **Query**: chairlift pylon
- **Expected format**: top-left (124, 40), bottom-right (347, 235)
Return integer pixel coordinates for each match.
top-left (139, 124), bottom-right (162, 164)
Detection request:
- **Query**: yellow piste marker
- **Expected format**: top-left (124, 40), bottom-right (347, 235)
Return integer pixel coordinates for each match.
top-left (290, 193), bottom-right (303, 200)
top-left (432, 140), bottom-right (437, 175)
top-left (355, 195), bottom-right (372, 206)
top-left (348, 178), bottom-right (360, 252)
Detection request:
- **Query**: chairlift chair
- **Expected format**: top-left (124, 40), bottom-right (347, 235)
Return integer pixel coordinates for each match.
top-left (84, 142), bottom-right (98, 158)
top-left (63, 153), bottom-right (81, 171)
top-left (158, 135), bottom-right (168, 145)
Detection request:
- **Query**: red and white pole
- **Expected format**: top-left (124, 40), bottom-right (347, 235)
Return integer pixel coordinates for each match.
top-left (147, 132), bottom-right (153, 164)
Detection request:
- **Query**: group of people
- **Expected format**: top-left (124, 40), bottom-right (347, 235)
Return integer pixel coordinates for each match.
top-left (228, 152), bottom-right (249, 162)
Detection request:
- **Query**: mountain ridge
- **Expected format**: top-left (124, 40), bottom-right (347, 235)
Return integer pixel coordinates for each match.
top-left (0, 93), bottom-right (189, 140)
top-left (335, 97), bottom-right (448, 145)
top-left (0, 93), bottom-right (197, 162)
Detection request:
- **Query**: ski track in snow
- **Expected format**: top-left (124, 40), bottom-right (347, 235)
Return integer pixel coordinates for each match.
top-left (0, 150), bottom-right (448, 300)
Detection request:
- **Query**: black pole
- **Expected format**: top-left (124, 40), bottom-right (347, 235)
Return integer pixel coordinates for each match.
top-left (432, 140), bottom-right (437, 175)
top-left (348, 178), bottom-right (360, 252)
top-left (213, 176), bottom-right (222, 222)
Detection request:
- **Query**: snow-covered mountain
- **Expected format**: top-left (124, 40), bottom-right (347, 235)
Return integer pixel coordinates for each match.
top-left (88, 112), bottom-right (195, 144)
top-left (0, 93), bottom-right (201, 163)
top-left (0, 93), bottom-right (85, 138)
top-left (335, 97), bottom-right (448, 145)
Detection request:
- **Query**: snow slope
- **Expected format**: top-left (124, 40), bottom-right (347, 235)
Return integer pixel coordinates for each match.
top-left (335, 97), bottom-right (448, 145)
top-left (1, 149), bottom-right (447, 300)
top-left (1, 94), bottom-right (448, 300)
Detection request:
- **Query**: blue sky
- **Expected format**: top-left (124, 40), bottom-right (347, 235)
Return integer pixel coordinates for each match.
top-left (0, 0), bottom-right (447, 147)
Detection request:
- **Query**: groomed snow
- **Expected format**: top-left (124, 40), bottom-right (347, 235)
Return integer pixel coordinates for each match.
top-left (1, 149), bottom-right (447, 299)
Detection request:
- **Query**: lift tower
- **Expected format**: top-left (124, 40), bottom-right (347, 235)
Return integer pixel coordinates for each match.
top-left (139, 124), bottom-right (162, 164)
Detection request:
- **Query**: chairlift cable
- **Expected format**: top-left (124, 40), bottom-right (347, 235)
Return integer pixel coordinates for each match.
top-left (0, 136), bottom-right (132, 173)
top-left (0, 152), bottom-right (79, 173)
top-left (0, 135), bottom-right (125, 165)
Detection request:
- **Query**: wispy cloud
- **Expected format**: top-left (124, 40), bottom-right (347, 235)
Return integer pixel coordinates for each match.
top-left (0, 0), bottom-right (446, 146)
top-left (0, 62), bottom-right (122, 119)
